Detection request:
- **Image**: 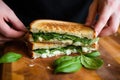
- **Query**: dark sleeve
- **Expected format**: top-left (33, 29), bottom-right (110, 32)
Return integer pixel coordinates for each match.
top-left (4, 0), bottom-right (92, 26)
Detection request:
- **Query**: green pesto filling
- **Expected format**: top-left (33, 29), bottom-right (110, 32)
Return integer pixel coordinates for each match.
top-left (34, 45), bottom-right (82, 54)
top-left (32, 32), bottom-right (99, 45)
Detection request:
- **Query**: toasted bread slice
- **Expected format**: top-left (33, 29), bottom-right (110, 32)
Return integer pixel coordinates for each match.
top-left (31, 42), bottom-right (67, 50)
top-left (30, 20), bottom-right (96, 39)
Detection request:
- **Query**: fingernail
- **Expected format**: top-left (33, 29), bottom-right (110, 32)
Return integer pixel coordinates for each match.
top-left (23, 26), bottom-right (28, 32)
top-left (95, 31), bottom-right (98, 37)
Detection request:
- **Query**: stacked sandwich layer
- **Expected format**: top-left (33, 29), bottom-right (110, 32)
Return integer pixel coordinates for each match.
top-left (29, 20), bottom-right (99, 58)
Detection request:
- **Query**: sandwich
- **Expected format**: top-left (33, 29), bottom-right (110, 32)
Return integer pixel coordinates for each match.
top-left (28, 20), bottom-right (99, 58)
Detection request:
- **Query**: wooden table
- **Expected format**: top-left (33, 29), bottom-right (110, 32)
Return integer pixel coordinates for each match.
top-left (0, 28), bottom-right (120, 80)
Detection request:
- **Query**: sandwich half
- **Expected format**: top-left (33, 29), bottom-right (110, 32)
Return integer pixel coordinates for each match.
top-left (28, 20), bottom-right (99, 58)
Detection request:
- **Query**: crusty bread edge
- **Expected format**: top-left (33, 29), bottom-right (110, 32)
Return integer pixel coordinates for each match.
top-left (30, 19), bottom-right (96, 39)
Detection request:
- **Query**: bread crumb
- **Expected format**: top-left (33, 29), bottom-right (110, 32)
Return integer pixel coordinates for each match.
top-left (107, 64), bottom-right (111, 67)
top-left (46, 66), bottom-right (51, 70)
top-left (29, 64), bottom-right (35, 67)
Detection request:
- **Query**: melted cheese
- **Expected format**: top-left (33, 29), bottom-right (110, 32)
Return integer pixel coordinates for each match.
top-left (73, 42), bottom-right (82, 46)
top-left (61, 40), bottom-right (73, 44)
top-left (38, 37), bottom-right (43, 41)
top-left (82, 47), bottom-right (96, 53)
top-left (65, 49), bottom-right (72, 55)
top-left (33, 47), bottom-right (96, 58)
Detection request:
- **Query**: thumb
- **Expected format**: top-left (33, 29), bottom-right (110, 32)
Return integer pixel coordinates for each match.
top-left (85, 0), bottom-right (98, 26)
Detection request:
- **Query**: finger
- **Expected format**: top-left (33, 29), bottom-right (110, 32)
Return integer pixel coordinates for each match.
top-left (85, 0), bottom-right (98, 26)
top-left (0, 42), bottom-right (5, 45)
top-left (99, 13), bottom-right (119, 36)
top-left (7, 11), bottom-right (27, 32)
top-left (0, 38), bottom-right (12, 41)
top-left (0, 34), bottom-right (12, 41)
top-left (94, 6), bottom-right (113, 36)
top-left (0, 19), bottom-right (25, 38)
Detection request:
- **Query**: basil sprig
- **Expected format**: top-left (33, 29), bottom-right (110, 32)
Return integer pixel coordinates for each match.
top-left (54, 52), bottom-right (103, 73)
top-left (54, 56), bottom-right (82, 73)
top-left (81, 54), bottom-right (103, 69)
top-left (0, 52), bottom-right (22, 63)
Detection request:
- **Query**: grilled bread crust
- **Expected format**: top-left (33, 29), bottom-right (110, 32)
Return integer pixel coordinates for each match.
top-left (31, 42), bottom-right (67, 50)
top-left (30, 20), bottom-right (96, 39)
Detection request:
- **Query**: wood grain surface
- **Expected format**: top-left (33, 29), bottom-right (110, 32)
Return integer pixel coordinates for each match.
top-left (0, 28), bottom-right (120, 80)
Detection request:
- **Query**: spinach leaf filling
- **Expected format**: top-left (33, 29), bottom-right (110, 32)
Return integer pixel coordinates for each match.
top-left (32, 32), bottom-right (99, 45)
top-left (34, 45), bottom-right (82, 54)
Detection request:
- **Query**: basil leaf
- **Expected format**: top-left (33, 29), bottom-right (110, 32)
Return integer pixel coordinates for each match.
top-left (34, 49), bottom-right (46, 54)
top-left (89, 38), bottom-right (99, 45)
top-left (76, 37), bottom-right (99, 46)
top-left (85, 51), bottom-right (100, 57)
top-left (54, 58), bottom-right (82, 73)
top-left (50, 47), bottom-right (65, 53)
top-left (32, 33), bottom-right (39, 42)
top-left (42, 33), bottom-right (53, 40)
top-left (81, 54), bottom-right (103, 69)
top-left (32, 32), bottom-right (98, 46)
top-left (54, 56), bottom-right (74, 66)
top-left (76, 47), bottom-right (82, 53)
top-left (62, 34), bottom-right (77, 40)
top-left (78, 37), bottom-right (90, 45)
top-left (64, 45), bottom-right (75, 49)
top-left (0, 52), bottom-right (22, 63)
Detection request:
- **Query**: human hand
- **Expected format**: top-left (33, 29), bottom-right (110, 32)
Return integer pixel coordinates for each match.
top-left (0, 1), bottom-right (27, 45)
top-left (85, 0), bottom-right (120, 36)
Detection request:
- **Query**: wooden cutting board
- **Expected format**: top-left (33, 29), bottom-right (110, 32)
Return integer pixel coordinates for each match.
top-left (0, 28), bottom-right (120, 80)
